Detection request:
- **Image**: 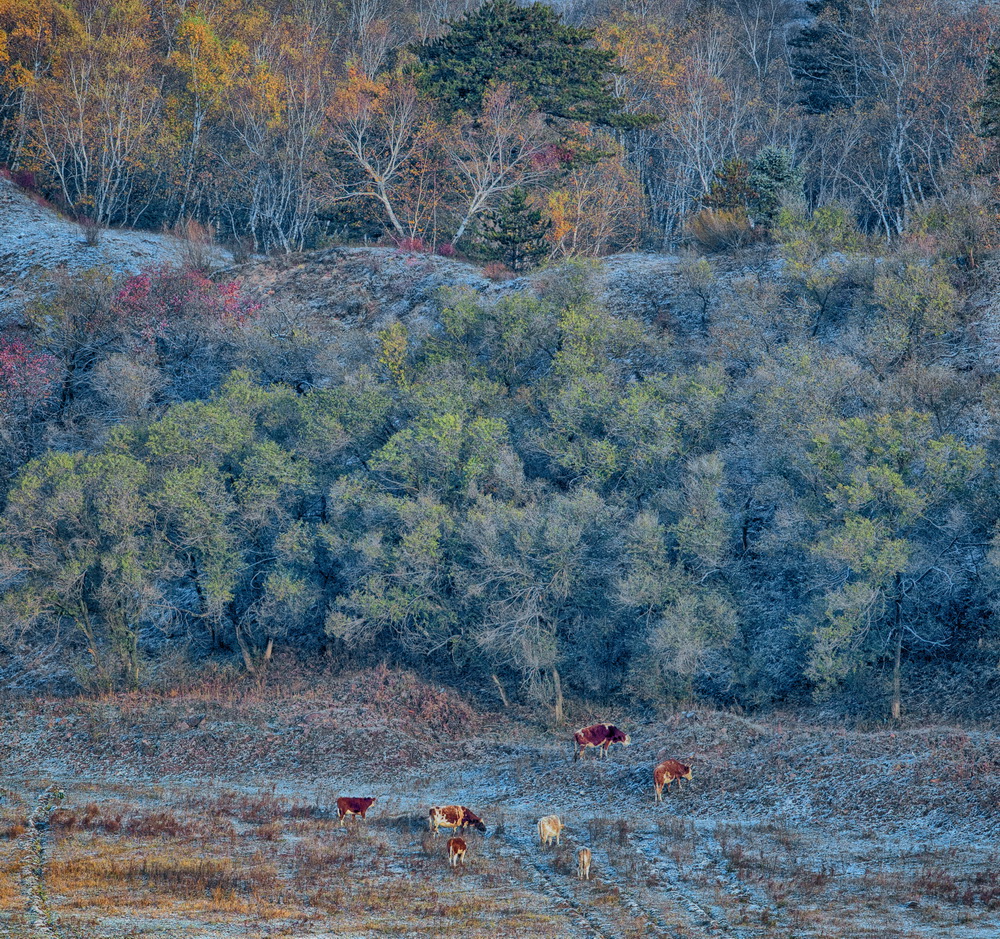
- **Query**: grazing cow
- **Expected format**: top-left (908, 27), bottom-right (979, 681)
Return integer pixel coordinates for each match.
top-left (577, 847), bottom-right (592, 881)
top-left (537, 814), bottom-right (563, 847)
top-left (336, 796), bottom-right (376, 826)
top-left (428, 805), bottom-right (487, 835)
top-left (653, 759), bottom-right (692, 801)
top-left (573, 723), bottom-right (631, 761)
top-left (448, 836), bottom-right (467, 867)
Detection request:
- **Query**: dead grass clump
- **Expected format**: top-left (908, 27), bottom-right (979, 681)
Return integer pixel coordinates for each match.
top-left (420, 831), bottom-right (440, 856)
top-left (587, 816), bottom-right (611, 844)
top-left (552, 848), bottom-right (575, 876)
top-left (125, 811), bottom-right (190, 838)
top-left (49, 853), bottom-right (280, 898)
top-left (291, 840), bottom-right (357, 885)
top-left (349, 663), bottom-right (482, 737)
top-left (0, 819), bottom-right (27, 839)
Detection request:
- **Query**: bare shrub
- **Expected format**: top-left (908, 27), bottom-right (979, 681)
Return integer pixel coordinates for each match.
top-left (173, 217), bottom-right (217, 272)
top-left (686, 208), bottom-right (756, 252)
top-left (78, 215), bottom-right (102, 247)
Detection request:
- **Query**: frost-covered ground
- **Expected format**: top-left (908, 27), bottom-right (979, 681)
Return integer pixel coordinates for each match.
top-left (1, 669), bottom-right (998, 938)
top-left (0, 177), bottom-right (231, 324)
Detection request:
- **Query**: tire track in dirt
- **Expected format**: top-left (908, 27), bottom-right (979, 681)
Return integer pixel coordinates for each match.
top-left (627, 824), bottom-right (742, 938)
top-left (499, 824), bottom-right (618, 939)
top-left (695, 823), bottom-right (809, 938)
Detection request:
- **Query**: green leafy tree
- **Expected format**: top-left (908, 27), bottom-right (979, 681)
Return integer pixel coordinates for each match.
top-left (0, 451), bottom-right (167, 689)
top-left (803, 410), bottom-right (983, 719)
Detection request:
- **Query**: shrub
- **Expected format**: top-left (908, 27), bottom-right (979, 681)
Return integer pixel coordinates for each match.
top-left (482, 261), bottom-right (514, 281)
top-left (686, 208), bottom-right (757, 252)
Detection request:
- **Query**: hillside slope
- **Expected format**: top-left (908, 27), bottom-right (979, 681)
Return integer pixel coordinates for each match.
top-left (0, 176), bottom-right (231, 324)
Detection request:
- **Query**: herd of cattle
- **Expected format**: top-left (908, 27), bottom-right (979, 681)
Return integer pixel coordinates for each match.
top-left (333, 723), bottom-right (692, 880)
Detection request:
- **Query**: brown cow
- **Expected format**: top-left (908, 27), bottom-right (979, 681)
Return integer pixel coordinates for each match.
top-left (336, 796), bottom-right (376, 826)
top-left (428, 805), bottom-right (487, 835)
top-left (577, 847), bottom-right (592, 880)
top-left (653, 760), bottom-right (692, 801)
top-left (448, 836), bottom-right (467, 867)
top-left (537, 814), bottom-right (563, 847)
top-left (573, 723), bottom-right (631, 761)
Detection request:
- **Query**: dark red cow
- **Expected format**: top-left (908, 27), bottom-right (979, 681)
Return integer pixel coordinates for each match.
top-left (573, 723), bottom-right (631, 761)
top-left (429, 805), bottom-right (486, 835)
top-left (336, 796), bottom-right (376, 826)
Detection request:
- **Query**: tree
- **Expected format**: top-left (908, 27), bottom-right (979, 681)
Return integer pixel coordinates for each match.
top-left (0, 451), bottom-right (167, 689)
top-left (415, 0), bottom-right (648, 129)
top-left (802, 410), bottom-right (984, 719)
top-left (475, 186), bottom-right (551, 271)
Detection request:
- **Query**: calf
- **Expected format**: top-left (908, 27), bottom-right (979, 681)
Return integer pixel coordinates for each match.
top-left (428, 804), bottom-right (487, 835)
top-left (577, 847), bottom-right (592, 881)
top-left (448, 836), bottom-right (467, 867)
top-left (336, 796), bottom-right (376, 826)
top-left (653, 759), bottom-right (692, 801)
top-left (537, 814), bottom-right (563, 847)
top-left (573, 723), bottom-right (631, 762)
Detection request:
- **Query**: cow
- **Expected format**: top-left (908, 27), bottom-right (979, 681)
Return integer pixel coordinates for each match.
top-left (448, 836), bottom-right (467, 867)
top-left (537, 814), bottom-right (563, 847)
top-left (653, 759), bottom-right (693, 801)
top-left (336, 796), bottom-right (376, 826)
top-left (577, 847), bottom-right (592, 881)
top-left (428, 805), bottom-right (487, 836)
top-left (573, 723), bottom-right (631, 761)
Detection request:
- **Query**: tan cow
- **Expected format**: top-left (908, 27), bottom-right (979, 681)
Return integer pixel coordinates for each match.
top-left (577, 847), bottom-right (592, 881)
top-left (537, 814), bottom-right (563, 847)
top-left (429, 805), bottom-right (486, 835)
top-left (653, 759), bottom-right (692, 801)
top-left (448, 836), bottom-right (467, 867)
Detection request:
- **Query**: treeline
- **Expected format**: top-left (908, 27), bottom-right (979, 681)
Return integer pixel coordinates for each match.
top-left (2, 221), bottom-right (1000, 718)
top-left (1, 0), bottom-right (998, 254)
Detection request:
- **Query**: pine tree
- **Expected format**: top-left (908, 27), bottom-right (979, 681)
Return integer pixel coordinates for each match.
top-left (748, 147), bottom-right (803, 224)
top-left (476, 187), bottom-right (551, 272)
top-left (978, 46), bottom-right (1000, 141)
top-left (414, 0), bottom-right (651, 129)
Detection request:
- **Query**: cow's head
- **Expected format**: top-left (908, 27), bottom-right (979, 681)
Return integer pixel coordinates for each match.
top-left (470, 817), bottom-right (486, 832)
top-left (682, 765), bottom-right (693, 781)
top-left (609, 726), bottom-right (630, 745)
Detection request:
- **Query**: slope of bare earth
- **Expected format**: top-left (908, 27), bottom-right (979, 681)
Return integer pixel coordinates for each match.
top-left (1, 666), bottom-right (998, 939)
top-left (0, 176), bottom-right (231, 325)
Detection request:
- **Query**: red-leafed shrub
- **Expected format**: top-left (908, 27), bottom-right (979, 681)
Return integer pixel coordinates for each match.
top-left (0, 339), bottom-right (57, 412)
top-left (395, 236), bottom-right (426, 253)
top-left (436, 242), bottom-right (456, 258)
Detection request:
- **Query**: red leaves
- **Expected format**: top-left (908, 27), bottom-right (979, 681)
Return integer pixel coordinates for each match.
top-left (112, 267), bottom-right (260, 339)
top-left (0, 338), bottom-right (57, 410)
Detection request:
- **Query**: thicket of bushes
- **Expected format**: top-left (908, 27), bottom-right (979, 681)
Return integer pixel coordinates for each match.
top-left (2, 211), bottom-right (1000, 720)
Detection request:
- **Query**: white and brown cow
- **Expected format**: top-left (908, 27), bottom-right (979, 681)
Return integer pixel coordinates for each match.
top-left (428, 805), bottom-right (487, 836)
top-left (537, 814), bottom-right (563, 847)
top-left (573, 723), bottom-right (631, 761)
top-left (577, 847), bottom-right (592, 880)
top-left (448, 836), bottom-right (467, 867)
top-left (336, 796), bottom-right (376, 826)
top-left (653, 759), bottom-right (692, 801)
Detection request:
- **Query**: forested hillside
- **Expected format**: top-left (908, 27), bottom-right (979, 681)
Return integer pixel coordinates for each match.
top-left (1, 0), bottom-right (997, 252)
top-left (2, 0), bottom-right (1000, 722)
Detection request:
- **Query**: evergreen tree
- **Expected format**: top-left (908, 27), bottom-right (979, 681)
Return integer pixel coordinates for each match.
top-left (476, 187), bottom-right (551, 271)
top-left (748, 147), bottom-right (803, 223)
top-left (977, 46), bottom-right (1000, 141)
top-left (414, 0), bottom-right (651, 129)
